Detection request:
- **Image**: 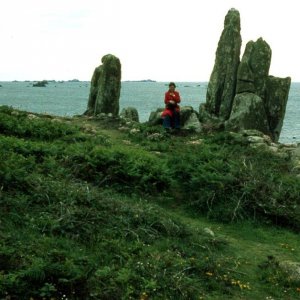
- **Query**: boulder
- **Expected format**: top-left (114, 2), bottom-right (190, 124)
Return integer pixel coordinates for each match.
top-left (279, 261), bottom-right (300, 284)
top-left (206, 8), bottom-right (242, 120)
top-left (148, 108), bottom-right (164, 125)
top-left (183, 112), bottom-right (202, 132)
top-left (148, 106), bottom-right (201, 131)
top-left (199, 103), bottom-right (225, 133)
top-left (180, 106), bottom-right (194, 125)
top-left (85, 54), bottom-right (121, 116)
top-left (265, 76), bottom-right (291, 142)
top-left (226, 92), bottom-right (270, 136)
top-left (120, 107), bottom-right (139, 122)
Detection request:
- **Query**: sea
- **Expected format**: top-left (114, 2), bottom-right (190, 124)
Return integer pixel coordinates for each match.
top-left (0, 80), bottom-right (299, 144)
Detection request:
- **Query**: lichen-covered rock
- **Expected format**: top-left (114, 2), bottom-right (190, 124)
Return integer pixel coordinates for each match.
top-left (120, 107), bottom-right (139, 122)
top-left (183, 112), bottom-right (202, 132)
top-left (202, 9), bottom-right (290, 142)
top-left (85, 65), bottom-right (102, 115)
top-left (236, 42), bottom-right (255, 94)
top-left (236, 38), bottom-right (272, 98)
top-left (148, 108), bottom-right (164, 125)
top-left (85, 54), bottom-right (121, 117)
top-left (249, 38), bottom-right (272, 99)
top-left (199, 103), bottom-right (226, 133)
top-left (226, 92), bottom-right (270, 135)
top-left (206, 8), bottom-right (242, 120)
top-left (235, 39), bottom-right (289, 141)
top-left (265, 76), bottom-right (291, 142)
top-left (148, 106), bottom-right (201, 130)
top-left (180, 106), bottom-right (194, 125)
top-left (279, 261), bottom-right (300, 284)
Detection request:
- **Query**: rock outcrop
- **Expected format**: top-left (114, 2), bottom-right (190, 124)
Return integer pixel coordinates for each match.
top-left (206, 8), bottom-right (242, 120)
top-left (203, 9), bottom-right (291, 142)
top-left (85, 54), bottom-right (121, 117)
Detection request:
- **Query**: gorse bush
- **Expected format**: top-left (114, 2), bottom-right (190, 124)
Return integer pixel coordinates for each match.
top-left (64, 145), bottom-right (170, 194)
top-left (0, 105), bottom-right (80, 140)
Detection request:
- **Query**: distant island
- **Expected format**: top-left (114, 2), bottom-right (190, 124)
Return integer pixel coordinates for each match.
top-left (32, 80), bottom-right (48, 87)
top-left (123, 79), bottom-right (156, 83)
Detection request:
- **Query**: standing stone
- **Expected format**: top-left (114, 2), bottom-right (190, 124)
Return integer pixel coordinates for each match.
top-left (265, 76), bottom-right (291, 142)
top-left (226, 92), bottom-right (270, 136)
top-left (206, 8), bottom-right (242, 120)
top-left (85, 54), bottom-right (121, 116)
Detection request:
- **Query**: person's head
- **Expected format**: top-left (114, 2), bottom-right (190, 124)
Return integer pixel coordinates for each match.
top-left (168, 82), bottom-right (176, 92)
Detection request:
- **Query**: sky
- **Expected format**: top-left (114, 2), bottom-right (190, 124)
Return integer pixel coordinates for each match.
top-left (0, 0), bottom-right (299, 82)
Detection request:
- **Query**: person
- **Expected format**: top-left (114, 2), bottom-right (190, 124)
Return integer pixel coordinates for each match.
top-left (161, 82), bottom-right (181, 131)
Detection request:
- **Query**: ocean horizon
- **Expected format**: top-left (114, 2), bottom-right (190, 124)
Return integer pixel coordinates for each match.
top-left (0, 80), bottom-right (299, 144)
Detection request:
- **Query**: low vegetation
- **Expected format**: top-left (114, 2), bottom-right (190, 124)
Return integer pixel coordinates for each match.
top-left (1, 105), bottom-right (300, 299)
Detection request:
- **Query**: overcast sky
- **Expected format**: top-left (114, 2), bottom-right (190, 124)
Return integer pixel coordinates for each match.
top-left (0, 0), bottom-right (299, 81)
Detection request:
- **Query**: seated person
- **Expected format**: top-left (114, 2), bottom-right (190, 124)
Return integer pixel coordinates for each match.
top-left (161, 82), bottom-right (181, 130)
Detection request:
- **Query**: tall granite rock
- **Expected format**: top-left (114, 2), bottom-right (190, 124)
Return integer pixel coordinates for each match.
top-left (85, 54), bottom-right (121, 116)
top-left (236, 38), bottom-right (272, 98)
top-left (206, 8), bottom-right (242, 120)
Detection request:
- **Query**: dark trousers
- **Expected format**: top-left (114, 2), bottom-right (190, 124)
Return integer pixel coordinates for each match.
top-left (163, 111), bottom-right (180, 129)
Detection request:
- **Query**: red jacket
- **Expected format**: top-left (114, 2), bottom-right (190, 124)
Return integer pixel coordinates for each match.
top-left (162, 91), bottom-right (181, 117)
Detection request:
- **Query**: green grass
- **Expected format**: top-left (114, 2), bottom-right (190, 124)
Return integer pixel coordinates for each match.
top-left (1, 105), bottom-right (300, 299)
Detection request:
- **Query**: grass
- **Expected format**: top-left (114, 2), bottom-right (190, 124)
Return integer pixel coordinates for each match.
top-left (1, 105), bottom-right (300, 299)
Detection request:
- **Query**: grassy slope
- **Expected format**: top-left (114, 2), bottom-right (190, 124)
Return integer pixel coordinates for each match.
top-left (1, 106), bottom-right (300, 299)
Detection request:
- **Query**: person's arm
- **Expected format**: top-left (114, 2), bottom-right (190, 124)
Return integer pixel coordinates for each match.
top-left (174, 91), bottom-right (181, 104)
top-left (165, 92), bottom-right (173, 104)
